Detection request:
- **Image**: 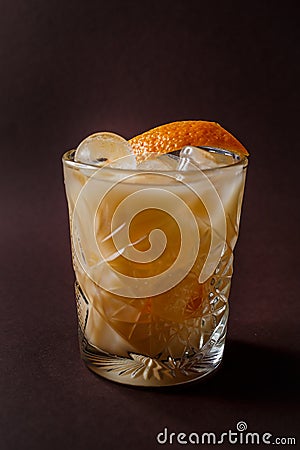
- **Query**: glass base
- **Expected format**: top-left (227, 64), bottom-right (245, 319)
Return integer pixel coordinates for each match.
top-left (79, 326), bottom-right (226, 387)
top-left (75, 281), bottom-right (228, 387)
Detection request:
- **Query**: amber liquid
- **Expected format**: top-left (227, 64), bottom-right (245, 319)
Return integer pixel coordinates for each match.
top-left (63, 151), bottom-right (247, 385)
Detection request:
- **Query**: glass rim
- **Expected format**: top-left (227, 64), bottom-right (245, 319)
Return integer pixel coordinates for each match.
top-left (62, 147), bottom-right (248, 175)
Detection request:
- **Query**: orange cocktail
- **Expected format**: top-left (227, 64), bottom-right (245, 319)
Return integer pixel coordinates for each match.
top-left (63, 121), bottom-right (248, 386)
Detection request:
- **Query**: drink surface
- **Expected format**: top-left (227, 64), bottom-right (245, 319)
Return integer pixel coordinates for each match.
top-left (63, 146), bottom-right (247, 386)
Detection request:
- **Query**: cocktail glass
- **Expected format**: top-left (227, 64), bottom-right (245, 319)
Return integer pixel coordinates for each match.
top-left (63, 146), bottom-right (247, 386)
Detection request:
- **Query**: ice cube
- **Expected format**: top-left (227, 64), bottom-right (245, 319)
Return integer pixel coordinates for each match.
top-left (178, 146), bottom-right (237, 171)
top-left (74, 132), bottom-right (136, 169)
top-left (137, 153), bottom-right (179, 171)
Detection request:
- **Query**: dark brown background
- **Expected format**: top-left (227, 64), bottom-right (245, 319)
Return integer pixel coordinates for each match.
top-left (1, 1), bottom-right (300, 449)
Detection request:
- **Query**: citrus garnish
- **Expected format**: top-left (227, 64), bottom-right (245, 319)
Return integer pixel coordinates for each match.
top-left (129, 120), bottom-right (248, 158)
